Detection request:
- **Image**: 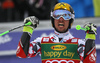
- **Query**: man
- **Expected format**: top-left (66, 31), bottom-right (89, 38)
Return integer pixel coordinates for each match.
top-left (16, 2), bottom-right (97, 63)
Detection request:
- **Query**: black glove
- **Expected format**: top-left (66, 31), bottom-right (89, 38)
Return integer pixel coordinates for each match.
top-left (23, 16), bottom-right (39, 34)
top-left (24, 16), bottom-right (39, 29)
top-left (84, 23), bottom-right (97, 35)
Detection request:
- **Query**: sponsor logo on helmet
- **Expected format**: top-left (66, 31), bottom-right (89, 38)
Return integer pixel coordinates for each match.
top-left (51, 45), bottom-right (66, 50)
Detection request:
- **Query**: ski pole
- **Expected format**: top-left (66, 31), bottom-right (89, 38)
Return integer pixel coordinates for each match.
top-left (76, 25), bottom-right (90, 31)
top-left (0, 22), bottom-right (32, 36)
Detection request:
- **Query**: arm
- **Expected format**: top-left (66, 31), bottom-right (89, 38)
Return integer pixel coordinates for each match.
top-left (77, 23), bottom-right (97, 63)
top-left (16, 16), bottom-right (39, 58)
top-left (28, 37), bottom-right (42, 57)
top-left (77, 39), bottom-right (85, 62)
top-left (83, 23), bottom-right (97, 63)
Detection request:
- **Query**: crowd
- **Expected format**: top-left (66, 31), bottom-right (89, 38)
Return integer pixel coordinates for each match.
top-left (0, 0), bottom-right (58, 22)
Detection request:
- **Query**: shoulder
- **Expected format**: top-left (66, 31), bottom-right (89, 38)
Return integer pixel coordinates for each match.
top-left (30, 36), bottom-right (51, 43)
top-left (78, 39), bottom-right (86, 45)
top-left (30, 37), bottom-right (43, 43)
top-left (68, 38), bottom-right (85, 44)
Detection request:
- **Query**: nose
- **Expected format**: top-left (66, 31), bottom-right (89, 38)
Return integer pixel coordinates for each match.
top-left (59, 17), bottom-right (64, 22)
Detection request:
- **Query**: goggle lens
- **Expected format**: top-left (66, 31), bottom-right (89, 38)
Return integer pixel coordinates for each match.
top-left (52, 10), bottom-right (72, 20)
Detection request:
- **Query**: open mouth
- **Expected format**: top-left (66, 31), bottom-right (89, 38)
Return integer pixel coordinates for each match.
top-left (58, 23), bottom-right (64, 27)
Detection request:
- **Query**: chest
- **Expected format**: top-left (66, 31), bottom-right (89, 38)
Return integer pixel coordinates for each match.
top-left (41, 37), bottom-right (80, 60)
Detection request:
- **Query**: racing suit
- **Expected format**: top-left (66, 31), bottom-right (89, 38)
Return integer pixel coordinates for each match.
top-left (16, 30), bottom-right (96, 63)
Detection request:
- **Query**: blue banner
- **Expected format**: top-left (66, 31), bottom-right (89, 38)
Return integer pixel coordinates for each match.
top-left (0, 27), bottom-right (100, 51)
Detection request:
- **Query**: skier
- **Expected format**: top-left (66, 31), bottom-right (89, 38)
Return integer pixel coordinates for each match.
top-left (16, 2), bottom-right (97, 63)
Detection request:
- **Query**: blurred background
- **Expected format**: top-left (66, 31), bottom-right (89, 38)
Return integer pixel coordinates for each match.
top-left (0, 0), bottom-right (100, 63)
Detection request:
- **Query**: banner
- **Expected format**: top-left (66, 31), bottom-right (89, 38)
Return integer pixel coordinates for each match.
top-left (0, 27), bottom-right (100, 51)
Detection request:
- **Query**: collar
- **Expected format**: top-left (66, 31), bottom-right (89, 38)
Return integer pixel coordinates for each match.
top-left (54, 30), bottom-right (69, 38)
top-left (50, 30), bottom-right (74, 42)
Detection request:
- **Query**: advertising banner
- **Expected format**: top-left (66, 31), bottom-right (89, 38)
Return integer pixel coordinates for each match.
top-left (0, 27), bottom-right (100, 51)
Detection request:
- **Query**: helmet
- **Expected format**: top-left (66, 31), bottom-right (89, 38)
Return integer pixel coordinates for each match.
top-left (51, 2), bottom-right (75, 33)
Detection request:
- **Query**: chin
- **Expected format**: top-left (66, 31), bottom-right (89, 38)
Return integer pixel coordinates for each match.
top-left (55, 29), bottom-right (68, 33)
top-left (59, 31), bottom-right (67, 33)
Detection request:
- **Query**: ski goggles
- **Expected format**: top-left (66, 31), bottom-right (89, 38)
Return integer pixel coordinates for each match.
top-left (51, 10), bottom-right (72, 20)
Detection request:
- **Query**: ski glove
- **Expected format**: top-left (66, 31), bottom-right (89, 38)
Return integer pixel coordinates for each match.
top-left (84, 23), bottom-right (97, 40)
top-left (23, 16), bottom-right (39, 35)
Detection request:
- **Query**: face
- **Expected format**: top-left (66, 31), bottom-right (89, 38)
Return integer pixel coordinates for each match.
top-left (54, 17), bottom-right (69, 33)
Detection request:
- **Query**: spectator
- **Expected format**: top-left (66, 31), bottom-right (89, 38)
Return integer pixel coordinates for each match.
top-left (1, 0), bottom-right (15, 22)
top-left (13, 0), bottom-right (58, 20)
